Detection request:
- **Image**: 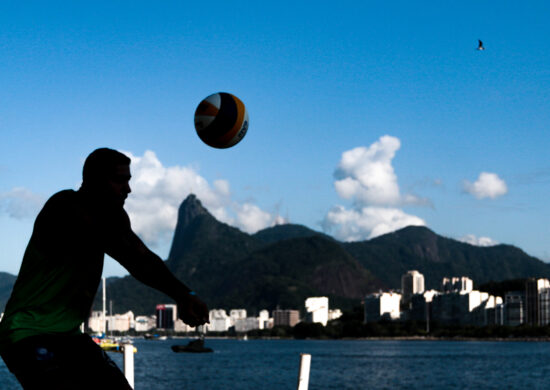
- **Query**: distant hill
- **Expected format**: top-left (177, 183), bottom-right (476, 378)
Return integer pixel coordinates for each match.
top-left (3, 194), bottom-right (550, 316)
top-left (344, 226), bottom-right (550, 290)
top-left (215, 236), bottom-right (382, 313)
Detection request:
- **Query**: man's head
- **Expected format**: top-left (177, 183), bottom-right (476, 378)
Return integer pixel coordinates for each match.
top-left (81, 148), bottom-right (132, 207)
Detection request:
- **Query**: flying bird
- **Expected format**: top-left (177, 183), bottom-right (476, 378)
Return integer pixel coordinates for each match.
top-left (477, 40), bottom-right (485, 51)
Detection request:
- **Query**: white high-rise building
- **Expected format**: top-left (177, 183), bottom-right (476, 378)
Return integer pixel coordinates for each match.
top-left (134, 315), bottom-right (156, 332)
top-left (401, 270), bottom-right (425, 303)
top-left (106, 311), bottom-right (134, 332)
top-left (229, 309), bottom-right (247, 326)
top-left (258, 310), bottom-right (270, 329)
top-left (88, 310), bottom-right (135, 333)
top-left (88, 311), bottom-right (104, 333)
top-left (208, 309), bottom-right (231, 332)
top-left (305, 297), bottom-right (329, 326)
top-left (328, 309), bottom-right (343, 321)
top-left (364, 292), bottom-right (402, 323)
top-left (235, 317), bottom-right (259, 332)
top-left (442, 277), bottom-right (473, 294)
top-left (526, 278), bottom-right (550, 326)
top-left (175, 318), bottom-right (196, 333)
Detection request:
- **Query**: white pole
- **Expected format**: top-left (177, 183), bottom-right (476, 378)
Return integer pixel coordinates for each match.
top-left (123, 343), bottom-right (134, 389)
top-left (297, 353), bottom-right (311, 390)
top-left (102, 277), bottom-right (106, 334)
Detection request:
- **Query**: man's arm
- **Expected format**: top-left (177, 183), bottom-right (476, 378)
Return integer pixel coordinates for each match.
top-left (106, 230), bottom-right (209, 327)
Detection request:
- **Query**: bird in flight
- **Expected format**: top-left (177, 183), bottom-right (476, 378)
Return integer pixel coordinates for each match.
top-left (477, 40), bottom-right (485, 51)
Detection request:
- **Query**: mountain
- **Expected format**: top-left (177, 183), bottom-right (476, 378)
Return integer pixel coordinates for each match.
top-left (3, 194), bottom-right (550, 316)
top-left (165, 194), bottom-right (264, 284)
top-left (215, 236), bottom-right (382, 312)
top-left (344, 226), bottom-right (550, 290)
top-left (98, 195), bottom-right (550, 315)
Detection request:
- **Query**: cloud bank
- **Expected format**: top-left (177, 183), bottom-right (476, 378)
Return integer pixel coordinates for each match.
top-left (0, 151), bottom-right (284, 249)
top-left (323, 135), bottom-right (427, 242)
top-left (0, 187), bottom-right (45, 220)
top-left (124, 150), bottom-right (284, 247)
top-left (322, 205), bottom-right (425, 242)
top-left (463, 172), bottom-right (508, 199)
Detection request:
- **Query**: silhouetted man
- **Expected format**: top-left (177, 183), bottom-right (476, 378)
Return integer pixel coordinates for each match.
top-left (0, 148), bottom-right (209, 389)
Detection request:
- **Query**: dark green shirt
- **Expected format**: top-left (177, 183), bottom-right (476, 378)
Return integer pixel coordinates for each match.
top-left (0, 189), bottom-right (129, 352)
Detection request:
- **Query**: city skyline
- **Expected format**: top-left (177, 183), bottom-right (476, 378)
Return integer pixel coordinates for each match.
top-left (1, 2), bottom-right (549, 277)
top-left (70, 270), bottom-right (550, 335)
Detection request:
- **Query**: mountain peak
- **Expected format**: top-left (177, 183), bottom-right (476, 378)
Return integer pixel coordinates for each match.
top-left (367, 225), bottom-right (436, 243)
top-left (166, 194), bottom-right (213, 262)
top-left (177, 194), bottom-right (210, 227)
top-left (253, 223), bottom-right (334, 244)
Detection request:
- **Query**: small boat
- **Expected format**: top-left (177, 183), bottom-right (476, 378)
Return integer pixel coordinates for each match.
top-left (144, 333), bottom-right (167, 340)
top-left (171, 338), bottom-right (213, 353)
top-left (92, 336), bottom-right (137, 353)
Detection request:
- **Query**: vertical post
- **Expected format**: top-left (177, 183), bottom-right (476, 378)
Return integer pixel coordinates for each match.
top-left (426, 300), bottom-right (430, 334)
top-left (123, 343), bottom-right (134, 389)
top-left (102, 277), bottom-right (106, 334)
top-left (296, 353), bottom-right (311, 390)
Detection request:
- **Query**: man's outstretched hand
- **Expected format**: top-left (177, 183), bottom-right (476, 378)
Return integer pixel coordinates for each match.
top-left (177, 293), bottom-right (209, 328)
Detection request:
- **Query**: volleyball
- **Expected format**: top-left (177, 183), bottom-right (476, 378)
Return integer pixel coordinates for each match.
top-left (194, 92), bottom-right (249, 149)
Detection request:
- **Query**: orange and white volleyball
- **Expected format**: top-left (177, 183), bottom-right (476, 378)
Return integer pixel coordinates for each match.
top-left (194, 92), bottom-right (249, 149)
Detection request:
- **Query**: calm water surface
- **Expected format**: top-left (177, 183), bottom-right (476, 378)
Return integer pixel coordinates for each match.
top-left (2, 338), bottom-right (550, 389)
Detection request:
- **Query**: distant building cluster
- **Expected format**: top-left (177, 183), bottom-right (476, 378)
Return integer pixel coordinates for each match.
top-left (85, 296), bottom-right (343, 334)
top-left (365, 271), bottom-right (550, 327)
top-left (80, 273), bottom-right (550, 333)
top-left (203, 298), bottom-right (341, 333)
top-left (9, 272), bottom-right (550, 335)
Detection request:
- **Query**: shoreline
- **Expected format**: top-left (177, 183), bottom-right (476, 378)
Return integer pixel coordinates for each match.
top-left (136, 334), bottom-right (550, 342)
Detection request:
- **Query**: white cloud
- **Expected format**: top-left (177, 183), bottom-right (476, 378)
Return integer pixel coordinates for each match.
top-left (234, 203), bottom-right (274, 234)
top-left (0, 187), bottom-right (45, 219)
top-left (334, 136), bottom-right (401, 206)
top-left (463, 172), bottom-right (508, 199)
top-left (459, 234), bottom-right (498, 247)
top-left (124, 150), bottom-right (283, 246)
top-left (334, 135), bottom-right (424, 206)
top-left (323, 135), bottom-right (427, 241)
top-left (322, 205), bottom-right (426, 242)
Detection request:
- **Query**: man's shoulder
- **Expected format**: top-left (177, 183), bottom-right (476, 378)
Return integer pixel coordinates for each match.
top-left (49, 189), bottom-right (77, 201)
top-left (39, 190), bottom-right (131, 234)
top-left (40, 190), bottom-right (77, 210)
top-left (41, 190), bottom-right (77, 209)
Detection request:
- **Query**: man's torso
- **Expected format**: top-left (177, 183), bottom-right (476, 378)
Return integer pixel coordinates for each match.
top-left (0, 189), bottom-right (129, 351)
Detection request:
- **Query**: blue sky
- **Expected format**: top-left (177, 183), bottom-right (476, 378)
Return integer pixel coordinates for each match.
top-left (1, 1), bottom-right (549, 277)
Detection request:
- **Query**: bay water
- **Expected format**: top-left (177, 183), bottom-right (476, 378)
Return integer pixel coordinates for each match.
top-left (2, 338), bottom-right (550, 389)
